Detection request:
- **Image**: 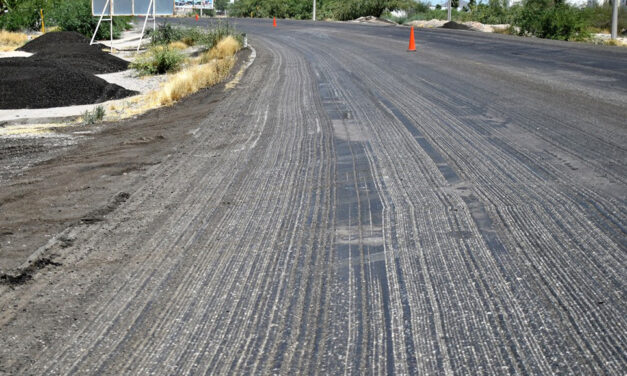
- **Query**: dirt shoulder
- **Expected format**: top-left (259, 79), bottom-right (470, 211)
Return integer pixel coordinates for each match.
top-left (0, 47), bottom-right (252, 277)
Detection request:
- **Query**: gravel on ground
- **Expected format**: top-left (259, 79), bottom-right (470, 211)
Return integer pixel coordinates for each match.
top-left (0, 32), bottom-right (137, 110)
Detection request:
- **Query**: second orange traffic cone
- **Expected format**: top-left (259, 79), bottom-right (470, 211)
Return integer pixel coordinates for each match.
top-left (273, 17), bottom-right (277, 28)
top-left (408, 26), bottom-right (416, 51)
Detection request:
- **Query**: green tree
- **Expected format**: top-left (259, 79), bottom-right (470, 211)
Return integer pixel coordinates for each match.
top-left (214, 0), bottom-right (229, 12)
top-left (514, 0), bottom-right (589, 40)
top-left (0, 0), bottom-right (58, 31)
top-left (48, 0), bottom-right (130, 38)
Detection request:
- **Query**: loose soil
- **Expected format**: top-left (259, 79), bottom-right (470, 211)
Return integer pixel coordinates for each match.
top-left (0, 32), bottom-right (136, 109)
top-left (0, 47), bottom-right (251, 274)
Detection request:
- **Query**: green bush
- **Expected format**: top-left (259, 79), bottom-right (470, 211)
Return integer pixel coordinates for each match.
top-left (49, 0), bottom-right (131, 39)
top-left (130, 46), bottom-right (184, 75)
top-left (83, 105), bottom-right (105, 124)
top-left (470, 0), bottom-right (512, 24)
top-left (0, 0), bottom-right (131, 37)
top-left (581, 4), bottom-right (626, 33)
top-left (148, 22), bottom-right (242, 49)
top-left (514, 0), bottom-right (589, 40)
top-left (148, 23), bottom-right (184, 45)
top-left (0, 0), bottom-right (53, 31)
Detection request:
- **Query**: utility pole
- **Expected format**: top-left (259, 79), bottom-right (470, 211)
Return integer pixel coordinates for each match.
top-left (313, 0), bottom-right (316, 21)
top-left (448, 0), bottom-right (452, 21)
top-left (611, 0), bottom-right (619, 39)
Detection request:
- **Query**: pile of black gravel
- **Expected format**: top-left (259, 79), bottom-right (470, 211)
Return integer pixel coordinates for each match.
top-left (442, 21), bottom-right (472, 31)
top-left (0, 31), bottom-right (136, 109)
top-left (17, 31), bottom-right (130, 74)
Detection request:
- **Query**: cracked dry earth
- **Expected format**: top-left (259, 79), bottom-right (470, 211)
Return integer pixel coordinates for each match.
top-left (0, 19), bottom-right (626, 374)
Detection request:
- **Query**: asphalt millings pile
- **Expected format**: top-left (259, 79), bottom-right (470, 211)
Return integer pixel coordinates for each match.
top-left (1, 31), bottom-right (137, 109)
top-left (441, 21), bottom-right (473, 31)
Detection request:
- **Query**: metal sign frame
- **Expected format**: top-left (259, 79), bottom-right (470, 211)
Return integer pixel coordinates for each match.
top-left (90, 0), bottom-right (173, 52)
top-left (90, 0), bottom-right (115, 50)
top-left (92, 0), bottom-right (175, 16)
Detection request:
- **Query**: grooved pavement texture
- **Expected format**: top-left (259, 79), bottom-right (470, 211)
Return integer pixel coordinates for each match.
top-left (0, 19), bottom-right (625, 374)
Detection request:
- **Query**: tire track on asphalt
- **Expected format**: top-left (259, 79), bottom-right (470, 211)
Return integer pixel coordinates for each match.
top-left (2, 19), bottom-right (625, 375)
top-left (274, 27), bottom-right (625, 374)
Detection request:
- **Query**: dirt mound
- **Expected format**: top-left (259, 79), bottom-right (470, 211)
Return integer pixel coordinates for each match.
top-left (352, 16), bottom-right (397, 25)
top-left (407, 19), bottom-right (447, 28)
top-left (0, 58), bottom-right (136, 109)
top-left (442, 21), bottom-right (472, 30)
top-left (18, 31), bottom-right (129, 74)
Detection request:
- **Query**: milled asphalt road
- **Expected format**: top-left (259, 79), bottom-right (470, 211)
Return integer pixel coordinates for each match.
top-left (1, 19), bottom-right (626, 374)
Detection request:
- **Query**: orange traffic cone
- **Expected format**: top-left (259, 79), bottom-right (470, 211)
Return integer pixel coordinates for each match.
top-left (273, 17), bottom-right (277, 28)
top-left (408, 26), bottom-right (416, 51)
top-left (195, 13), bottom-right (199, 21)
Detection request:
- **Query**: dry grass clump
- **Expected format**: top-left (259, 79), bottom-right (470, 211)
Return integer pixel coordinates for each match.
top-left (168, 41), bottom-right (188, 50)
top-left (192, 35), bottom-right (241, 65)
top-left (208, 36), bottom-right (240, 59)
top-left (110, 35), bottom-right (242, 118)
top-left (0, 30), bottom-right (29, 51)
top-left (156, 57), bottom-right (235, 105)
top-left (154, 36), bottom-right (240, 105)
top-left (604, 39), bottom-right (626, 47)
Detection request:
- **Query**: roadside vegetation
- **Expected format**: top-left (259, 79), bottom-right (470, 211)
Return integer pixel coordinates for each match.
top-left (389, 0), bottom-right (625, 41)
top-left (227, 0), bottom-right (624, 42)
top-left (155, 36), bottom-right (240, 105)
top-left (131, 22), bottom-right (242, 76)
top-left (0, 0), bottom-right (131, 39)
top-left (0, 29), bottom-right (28, 51)
top-left (117, 22), bottom-right (244, 117)
top-left (131, 47), bottom-right (186, 75)
top-left (82, 105), bottom-right (106, 125)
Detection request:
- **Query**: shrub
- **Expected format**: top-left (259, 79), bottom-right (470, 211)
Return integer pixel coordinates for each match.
top-left (0, 0), bottom-right (52, 31)
top-left (149, 23), bottom-right (184, 46)
top-left (83, 105), bottom-right (105, 124)
top-left (514, 0), bottom-right (589, 40)
top-left (471, 0), bottom-right (512, 24)
top-left (149, 22), bottom-right (242, 49)
top-left (131, 46), bottom-right (185, 75)
top-left (48, 0), bottom-right (131, 39)
top-left (0, 0), bottom-right (130, 37)
top-left (581, 4), bottom-right (626, 33)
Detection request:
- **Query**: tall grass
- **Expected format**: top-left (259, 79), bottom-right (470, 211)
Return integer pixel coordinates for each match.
top-left (155, 36), bottom-right (241, 105)
top-left (155, 57), bottom-right (235, 105)
top-left (207, 36), bottom-right (240, 59)
top-left (148, 21), bottom-right (243, 49)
